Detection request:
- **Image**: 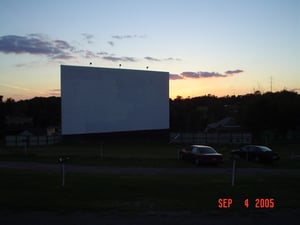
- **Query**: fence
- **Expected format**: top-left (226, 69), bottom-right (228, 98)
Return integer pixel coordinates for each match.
top-left (170, 132), bottom-right (252, 145)
top-left (5, 135), bottom-right (62, 147)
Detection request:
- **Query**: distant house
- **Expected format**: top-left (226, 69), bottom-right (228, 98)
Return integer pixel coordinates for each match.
top-left (6, 127), bottom-right (61, 147)
top-left (205, 117), bottom-right (241, 132)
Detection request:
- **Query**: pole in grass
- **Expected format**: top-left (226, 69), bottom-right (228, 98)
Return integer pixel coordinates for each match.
top-left (232, 159), bottom-right (236, 187)
top-left (100, 142), bottom-right (104, 160)
top-left (59, 157), bottom-right (69, 188)
top-left (231, 154), bottom-right (239, 187)
top-left (97, 142), bottom-right (104, 160)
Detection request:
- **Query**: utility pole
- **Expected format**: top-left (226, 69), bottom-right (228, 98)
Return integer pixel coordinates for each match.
top-left (270, 76), bottom-right (273, 92)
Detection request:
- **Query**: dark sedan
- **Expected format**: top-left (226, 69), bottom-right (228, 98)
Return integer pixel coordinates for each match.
top-left (179, 145), bottom-right (223, 165)
top-left (231, 145), bottom-right (280, 163)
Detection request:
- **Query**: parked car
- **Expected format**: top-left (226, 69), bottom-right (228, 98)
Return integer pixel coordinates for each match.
top-left (231, 145), bottom-right (280, 163)
top-left (179, 145), bottom-right (223, 165)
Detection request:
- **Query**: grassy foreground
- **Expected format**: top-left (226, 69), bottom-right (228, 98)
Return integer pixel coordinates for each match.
top-left (0, 168), bottom-right (299, 212)
top-left (0, 141), bottom-right (299, 213)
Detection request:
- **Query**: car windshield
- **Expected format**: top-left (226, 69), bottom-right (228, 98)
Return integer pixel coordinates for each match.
top-left (196, 147), bottom-right (216, 154)
top-left (258, 146), bottom-right (272, 152)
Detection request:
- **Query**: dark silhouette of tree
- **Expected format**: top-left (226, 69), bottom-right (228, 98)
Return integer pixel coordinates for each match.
top-left (170, 90), bottom-right (300, 142)
top-left (170, 94), bottom-right (227, 131)
top-left (2, 97), bottom-right (61, 132)
top-left (1, 91), bottom-right (299, 143)
top-left (5, 98), bottom-right (15, 115)
top-left (0, 96), bottom-right (5, 137)
top-left (27, 97), bottom-right (61, 128)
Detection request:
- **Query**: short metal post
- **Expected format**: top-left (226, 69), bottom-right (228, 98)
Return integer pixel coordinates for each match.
top-left (100, 142), bottom-right (104, 160)
top-left (232, 159), bottom-right (236, 187)
top-left (61, 161), bottom-right (65, 188)
top-left (59, 157), bottom-right (69, 188)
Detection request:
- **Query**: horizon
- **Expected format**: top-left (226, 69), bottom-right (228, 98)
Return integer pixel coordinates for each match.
top-left (2, 88), bottom-right (298, 103)
top-left (1, 0), bottom-right (299, 101)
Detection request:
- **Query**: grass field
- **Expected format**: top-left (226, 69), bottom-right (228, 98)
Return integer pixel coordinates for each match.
top-left (1, 141), bottom-right (300, 169)
top-left (0, 169), bottom-right (299, 212)
top-left (0, 141), bottom-right (299, 213)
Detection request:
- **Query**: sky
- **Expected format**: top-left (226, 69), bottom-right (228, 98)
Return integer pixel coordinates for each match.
top-left (0, 0), bottom-right (299, 100)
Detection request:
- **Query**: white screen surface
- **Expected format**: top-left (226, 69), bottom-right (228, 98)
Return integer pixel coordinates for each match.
top-left (61, 65), bottom-right (169, 135)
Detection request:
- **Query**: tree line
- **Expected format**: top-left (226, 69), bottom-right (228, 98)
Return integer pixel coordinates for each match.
top-left (1, 90), bottom-right (300, 141)
top-left (170, 90), bottom-right (300, 141)
top-left (0, 96), bottom-right (60, 136)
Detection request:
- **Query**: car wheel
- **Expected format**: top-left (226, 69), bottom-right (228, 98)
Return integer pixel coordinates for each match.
top-left (255, 155), bottom-right (260, 162)
top-left (195, 159), bottom-right (200, 165)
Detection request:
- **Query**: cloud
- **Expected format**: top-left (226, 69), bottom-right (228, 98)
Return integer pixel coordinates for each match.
top-left (97, 51), bottom-right (109, 56)
top-left (50, 88), bottom-right (60, 92)
top-left (48, 88), bottom-right (61, 96)
top-left (169, 74), bottom-right (184, 80)
top-left (14, 61), bottom-right (40, 68)
top-left (84, 50), bottom-right (100, 59)
top-left (107, 41), bottom-right (114, 47)
top-left (0, 34), bottom-right (75, 59)
top-left (108, 34), bottom-right (146, 50)
top-left (81, 33), bottom-right (94, 44)
top-left (0, 83), bottom-right (46, 94)
top-left (112, 35), bottom-right (146, 40)
top-left (198, 71), bottom-right (225, 78)
top-left (170, 70), bottom-right (244, 80)
top-left (225, 69), bottom-right (244, 75)
top-left (0, 33), bottom-right (120, 62)
top-left (15, 63), bottom-right (29, 67)
top-left (51, 53), bottom-right (74, 60)
top-left (53, 40), bottom-right (73, 50)
top-left (180, 72), bottom-right (200, 78)
top-left (165, 57), bottom-right (181, 61)
top-left (102, 56), bottom-right (137, 62)
top-left (144, 56), bottom-right (182, 62)
top-left (0, 34), bottom-right (145, 65)
top-left (180, 71), bottom-right (223, 78)
top-left (144, 56), bottom-right (160, 61)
